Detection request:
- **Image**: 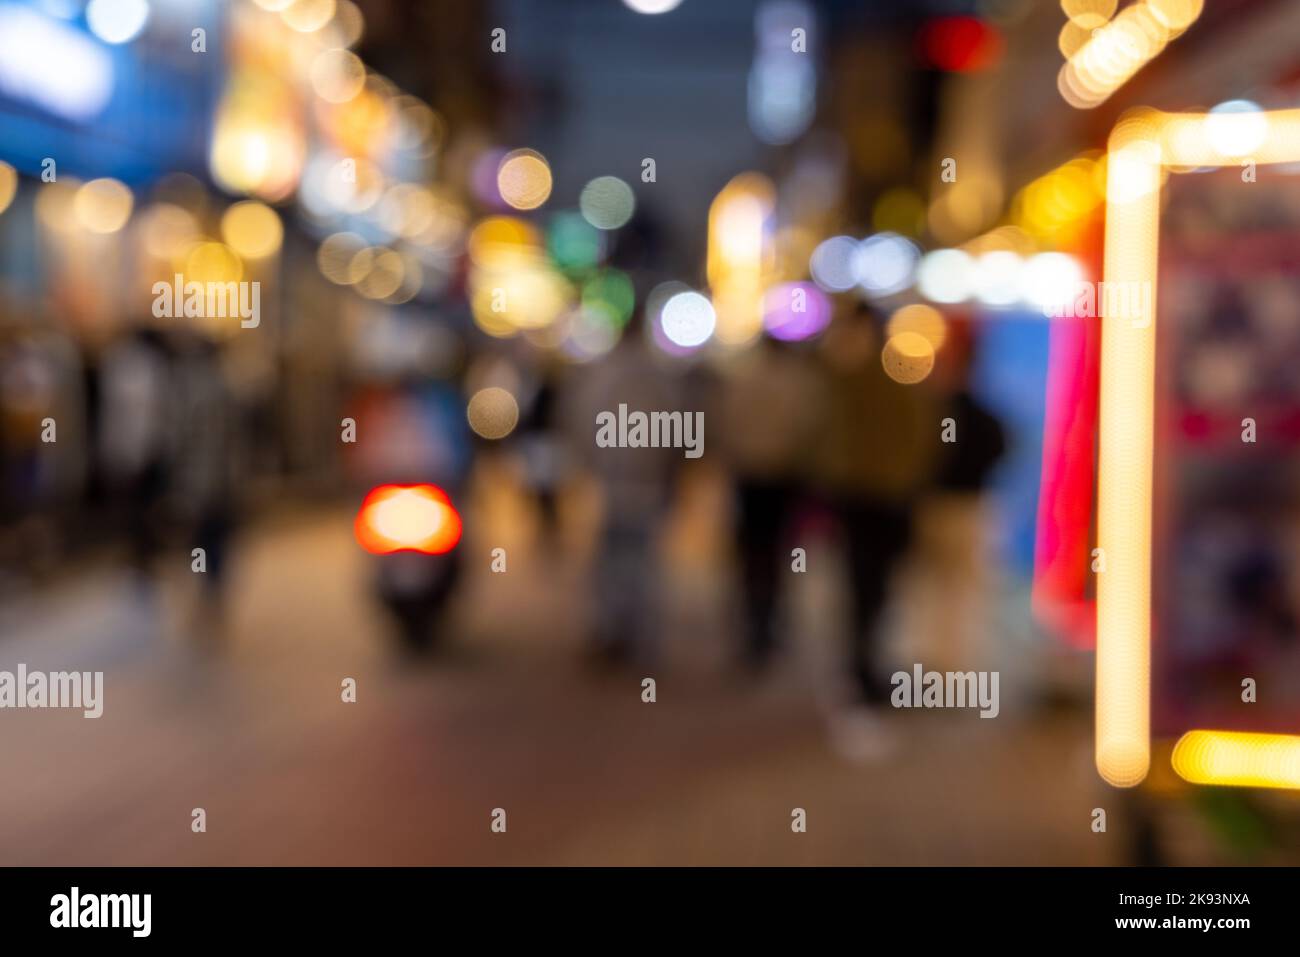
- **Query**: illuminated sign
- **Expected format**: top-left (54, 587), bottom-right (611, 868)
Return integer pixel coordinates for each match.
top-left (1097, 107), bottom-right (1300, 789)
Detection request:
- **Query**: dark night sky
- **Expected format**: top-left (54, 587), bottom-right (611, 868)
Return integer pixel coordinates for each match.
top-left (498, 0), bottom-right (767, 276)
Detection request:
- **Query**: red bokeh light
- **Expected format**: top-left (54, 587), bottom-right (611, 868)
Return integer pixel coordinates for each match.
top-left (917, 16), bottom-right (1004, 73)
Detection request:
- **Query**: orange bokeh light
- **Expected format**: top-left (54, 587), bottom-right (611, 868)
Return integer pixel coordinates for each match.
top-left (354, 484), bottom-right (462, 555)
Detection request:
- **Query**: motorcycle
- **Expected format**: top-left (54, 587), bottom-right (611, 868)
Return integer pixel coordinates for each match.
top-left (355, 483), bottom-right (463, 651)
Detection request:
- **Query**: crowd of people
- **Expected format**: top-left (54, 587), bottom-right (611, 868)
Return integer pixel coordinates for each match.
top-left (1, 256), bottom-right (1008, 754)
top-left (507, 292), bottom-right (1009, 755)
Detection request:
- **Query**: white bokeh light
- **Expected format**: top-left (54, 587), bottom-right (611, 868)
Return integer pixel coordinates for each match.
top-left (809, 235), bottom-right (859, 292)
top-left (974, 250), bottom-right (1024, 308)
top-left (660, 291), bottom-right (716, 348)
top-left (1021, 252), bottom-right (1085, 315)
top-left (87, 0), bottom-right (150, 44)
top-left (853, 232), bottom-right (919, 298)
top-left (622, 0), bottom-right (684, 13)
top-left (916, 248), bottom-right (975, 304)
top-left (579, 175), bottom-right (636, 230)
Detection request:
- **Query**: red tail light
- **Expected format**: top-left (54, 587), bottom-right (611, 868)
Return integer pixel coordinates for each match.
top-left (355, 484), bottom-right (462, 555)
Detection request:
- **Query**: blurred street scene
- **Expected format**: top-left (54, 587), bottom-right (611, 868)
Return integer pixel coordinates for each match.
top-left (2, 0), bottom-right (1300, 865)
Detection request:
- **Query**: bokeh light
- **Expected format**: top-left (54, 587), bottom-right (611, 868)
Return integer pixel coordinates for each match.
top-left (310, 48), bottom-right (366, 104)
top-left (329, 0), bottom-right (365, 47)
top-left (1058, 20), bottom-right (1092, 59)
top-left (1012, 154), bottom-right (1103, 244)
top-left (35, 180), bottom-right (79, 234)
top-left (916, 248), bottom-right (976, 304)
top-left (497, 149), bottom-right (553, 211)
top-left (1020, 252), bottom-right (1085, 316)
top-left (282, 0), bottom-right (336, 33)
top-left (659, 290), bottom-right (716, 348)
top-left (1059, 0), bottom-right (1203, 110)
top-left (887, 303), bottom-right (947, 350)
top-left (973, 250), bottom-right (1023, 307)
top-left (622, 0), bottom-right (684, 13)
top-left (467, 215), bottom-right (544, 269)
top-left (383, 252), bottom-right (423, 305)
top-left (378, 184), bottom-right (436, 240)
top-left (353, 247), bottom-right (405, 300)
top-left (469, 262), bottom-right (570, 334)
top-left (317, 231), bottom-right (366, 285)
top-left (763, 282), bottom-right (831, 341)
top-left (73, 178), bottom-right (133, 234)
top-left (209, 87), bottom-right (306, 202)
top-left (355, 485), bottom-right (461, 555)
top-left (579, 176), bottom-right (636, 230)
top-left (0, 161), bottom-right (17, 217)
top-left (548, 212), bottom-right (602, 272)
top-left (185, 242), bottom-right (244, 284)
top-left (582, 270), bottom-right (635, 328)
top-left (881, 331), bottom-right (936, 384)
top-left (466, 387), bottom-right (520, 440)
top-left (809, 235), bottom-right (859, 292)
top-left (1146, 0), bottom-right (1203, 31)
top-left (392, 97), bottom-right (444, 156)
top-left (220, 201), bottom-right (283, 260)
top-left (563, 307), bottom-right (622, 362)
top-left (917, 16), bottom-right (1003, 73)
top-left (853, 232), bottom-right (920, 298)
top-left (1061, 0), bottom-right (1116, 30)
top-left (138, 203), bottom-right (199, 262)
top-left (86, 0), bottom-right (150, 45)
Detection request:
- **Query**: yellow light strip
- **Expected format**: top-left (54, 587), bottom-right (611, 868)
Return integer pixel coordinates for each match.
top-left (1098, 108), bottom-right (1300, 788)
top-left (1172, 731), bottom-right (1300, 790)
top-left (1096, 115), bottom-right (1161, 788)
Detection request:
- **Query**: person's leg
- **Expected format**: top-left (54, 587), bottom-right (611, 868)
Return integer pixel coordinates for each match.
top-left (129, 462), bottom-right (167, 575)
top-left (593, 521), bottom-right (623, 654)
top-left (736, 481), bottom-right (786, 667)
top-left (843, 500), bottom-right (913, 704)
top-left (535, 486), bottom-right (559, 542)
top-left (197, 507), bottom-right (233, 599)
top-left (625, 520), bottom-right (659, 663)
top-left (593, 517), bottom-right (653, 661)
